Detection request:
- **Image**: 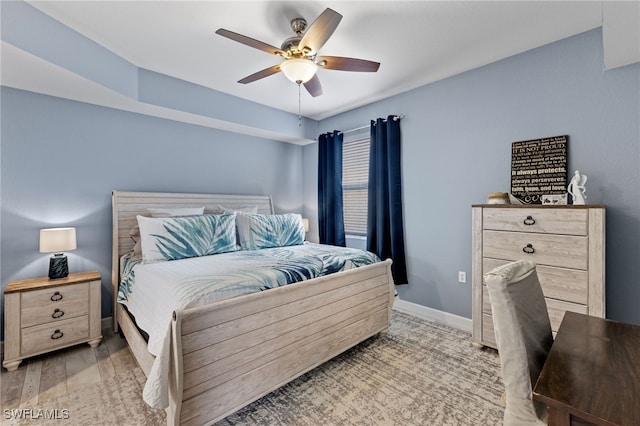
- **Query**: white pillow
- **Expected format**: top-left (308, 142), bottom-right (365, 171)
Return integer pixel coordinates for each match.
top-left (128, 207), bottom-right (205, 260)
top-left (147, 206), bottom-right (205, 218)
top-left (137, 213), bottom-right (237, 263)
top-left (217, 205), bottom-right (258, 214)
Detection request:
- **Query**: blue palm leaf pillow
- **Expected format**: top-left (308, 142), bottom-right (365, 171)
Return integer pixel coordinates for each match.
top-left (137, 213), bottom-right (238, 263)
top-left (237, 213), bottom-right (305, 250)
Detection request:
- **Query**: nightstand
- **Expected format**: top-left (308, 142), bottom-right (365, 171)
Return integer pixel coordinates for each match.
top-left (3, 271), bottom-right (102, 371)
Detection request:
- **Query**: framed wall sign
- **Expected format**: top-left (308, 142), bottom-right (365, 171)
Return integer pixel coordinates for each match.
top-left (511, 135), bottom-right (568, 204)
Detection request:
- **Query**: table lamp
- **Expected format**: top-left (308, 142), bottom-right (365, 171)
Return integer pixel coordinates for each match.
top-left (40, 227), bottom-right (77, 279)
top-left (302, 218), bottom-right (310, 233)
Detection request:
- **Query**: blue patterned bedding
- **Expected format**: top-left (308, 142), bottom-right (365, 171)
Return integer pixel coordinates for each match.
top-left (117, 242), bottom-right (380, 409)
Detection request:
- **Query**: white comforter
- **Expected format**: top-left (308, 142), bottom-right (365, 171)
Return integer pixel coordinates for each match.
top-left (117, 243), bottom-right (379, 408)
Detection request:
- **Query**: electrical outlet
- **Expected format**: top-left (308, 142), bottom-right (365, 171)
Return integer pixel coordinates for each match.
top-left (458, 271), bottom-right (466, 283)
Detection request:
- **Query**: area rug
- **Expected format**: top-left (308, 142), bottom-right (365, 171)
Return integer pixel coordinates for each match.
top-left (6, 310), bottom-right (504, 425)
top-left (218, 310), bottom-right (504, 425)
top-left (5, 368), bottom-right (165, 426)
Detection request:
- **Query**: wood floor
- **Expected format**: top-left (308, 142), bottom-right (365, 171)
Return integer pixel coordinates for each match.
top-left (1, 327), bottom-right (139, 415)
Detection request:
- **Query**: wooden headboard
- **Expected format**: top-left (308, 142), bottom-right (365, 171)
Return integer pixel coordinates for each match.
top-left (111, 190), bottom-right (274, 322)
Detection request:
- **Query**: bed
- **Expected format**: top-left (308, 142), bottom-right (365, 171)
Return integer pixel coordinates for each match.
top-left (111, 191), bottom-right (395, 426)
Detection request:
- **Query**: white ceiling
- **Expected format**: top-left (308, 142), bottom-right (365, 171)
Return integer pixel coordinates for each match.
top-left (20, 0), bottom-right (620, 122)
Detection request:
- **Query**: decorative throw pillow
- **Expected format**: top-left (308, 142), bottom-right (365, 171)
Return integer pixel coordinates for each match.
top-left (236, 213), bottom-right (305, 250)
top-left (137, 213), bottom-right (237, 262)
top-left (129, 207), bottom-right (205, 259)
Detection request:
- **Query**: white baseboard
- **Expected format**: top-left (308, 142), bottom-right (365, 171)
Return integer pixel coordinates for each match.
top-left (393, 299), bottom-right (472, 333)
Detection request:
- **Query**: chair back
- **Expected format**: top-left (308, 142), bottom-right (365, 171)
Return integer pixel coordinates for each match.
top-left (484, 260), bottom-right (553, 425)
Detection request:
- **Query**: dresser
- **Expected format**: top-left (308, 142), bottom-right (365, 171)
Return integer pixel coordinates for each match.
top-left (3, 271), bottom-right (102, 371)
top-left (471, 205), bottom-right (605, 349)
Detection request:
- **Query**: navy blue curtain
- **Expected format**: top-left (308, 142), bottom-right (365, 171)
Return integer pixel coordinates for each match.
top-left (318, 131), bottom-right (346, 247)
top-left (367, 116), bottom-right (407, 284)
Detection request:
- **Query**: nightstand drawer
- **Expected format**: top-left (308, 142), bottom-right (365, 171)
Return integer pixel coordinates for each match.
top-left (483, 208), bottom-right (588, 235)
top-left (22, 298), bottom-right (89, 328)
top-left (21, 282), bottom-right (88, 309)
top-left (21, 315), bottom-right (89, 355)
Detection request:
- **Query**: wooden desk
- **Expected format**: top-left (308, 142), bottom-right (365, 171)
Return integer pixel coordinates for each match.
top-left (533, 312), bottom-right (640, 426)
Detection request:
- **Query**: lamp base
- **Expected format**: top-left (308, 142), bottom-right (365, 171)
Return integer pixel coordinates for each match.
top-left (49, 255), bottom-right (69, 279)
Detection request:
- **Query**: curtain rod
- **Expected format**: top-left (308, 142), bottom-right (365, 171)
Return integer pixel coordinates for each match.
top-left (340, 114), bottom-right (405, 135)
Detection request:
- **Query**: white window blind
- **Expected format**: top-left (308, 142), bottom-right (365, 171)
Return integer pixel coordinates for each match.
top-left (342, 137), bottom-right (370, 236)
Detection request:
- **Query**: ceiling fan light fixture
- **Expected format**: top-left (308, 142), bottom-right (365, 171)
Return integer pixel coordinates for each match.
top-left (280, 58), bottom-right (317, 84)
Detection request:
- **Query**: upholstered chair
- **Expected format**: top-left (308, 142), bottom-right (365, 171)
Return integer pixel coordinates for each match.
top-left (484, 260), bottom-right (553, 425)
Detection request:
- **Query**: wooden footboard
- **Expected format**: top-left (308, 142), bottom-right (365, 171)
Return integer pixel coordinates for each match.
top-left (169, 259), bottom-right (394, 426)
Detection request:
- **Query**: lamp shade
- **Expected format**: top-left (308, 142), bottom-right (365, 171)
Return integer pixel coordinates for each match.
top-left (302, 218), bottom-right (310, 233)
top-left (40, 228), bottom-right (77, 254)
top-left (280, 58), bottom-right (318, 84)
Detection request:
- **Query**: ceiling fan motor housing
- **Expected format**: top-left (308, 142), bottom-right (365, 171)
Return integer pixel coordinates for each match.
top-left (282, 17), bottom-right (310, 56)
top-left (281, 36), bottom-right (304, 56)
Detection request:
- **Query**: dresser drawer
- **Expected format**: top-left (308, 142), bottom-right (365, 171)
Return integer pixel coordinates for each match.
top-left (21, 315), bottom-right (89, 356)
top-left (483, 208), bottom-right (588, 235)
top-left (482, 314), bottom-right (497, 348)
top-left (546, 299), bottom-right (588, 331)
top-left (22, 298), bottom-right (89, 328)
top-left (483, 258), bottom-right (589, 304)
top-left (482, 287), bottom-right (587, 333)
top-left (483, 230), bottom-right (588, 270)
top-left (21, 282), bottom-right (88, 309)
top-left (483, 287), bottom-right (492, 314)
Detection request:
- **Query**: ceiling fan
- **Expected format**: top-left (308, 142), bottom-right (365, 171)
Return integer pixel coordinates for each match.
top-left (215, 8), bottom-right (380, 97)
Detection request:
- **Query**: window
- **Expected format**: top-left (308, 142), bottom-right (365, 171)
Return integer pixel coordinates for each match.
top-left (342, 137), bottom-right (370, 236)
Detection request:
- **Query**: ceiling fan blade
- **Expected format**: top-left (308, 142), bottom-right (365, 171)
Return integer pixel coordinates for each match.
top-left (304, 74), bottom-right (323, 97)
top-left (298, 8), bottom-right (342, 55)
top-left (215, 28), bottom-right (285, 57)
top-left (238, 64), bottom-right (282, 84)
top-left (316, 56), bottom-right (380, 72)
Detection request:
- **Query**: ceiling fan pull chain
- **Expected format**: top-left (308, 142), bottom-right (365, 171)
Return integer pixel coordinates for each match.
top-left (298, 83), bottom-right (302, 127)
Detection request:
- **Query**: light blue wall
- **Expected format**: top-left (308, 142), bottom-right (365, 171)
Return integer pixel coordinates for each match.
top-left (0, 88), bottom-right (304, 325)
top-left (311, 29), bottom-right (640, 324)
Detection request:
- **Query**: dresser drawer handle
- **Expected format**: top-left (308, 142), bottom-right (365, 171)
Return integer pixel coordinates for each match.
top-left (50, 291), bottom-right (63, 302)
top-left (523, 244), bottom-right (535, 254)
top-left (51, 329), bottom-right (64, 340)
top-left (52, 308), bottom-right (65, 319)
top-left (523, 216), bottom-right (536, 225)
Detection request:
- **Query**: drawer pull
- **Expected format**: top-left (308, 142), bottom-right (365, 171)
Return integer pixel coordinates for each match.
top-left (52, 308), bottom-right (65, 319)
top-left (51, 329), bottom-right (64, 340)
top-left (50, 291), bottom-right (63, 302)
top-left (523, 216), bottom-right (536, 226)
top-left (523, 244), bottom-right (535, 254)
